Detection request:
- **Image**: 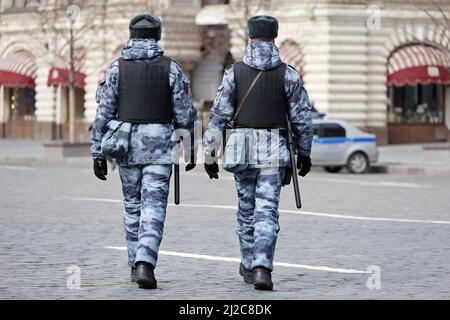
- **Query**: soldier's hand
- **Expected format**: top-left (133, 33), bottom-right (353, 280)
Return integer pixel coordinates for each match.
top-left (93, 159), bottom-right (108, 181)
top-left (297, 155), bottom-right (312, 177)
top-left (204, 163), bottom-right (219, 180)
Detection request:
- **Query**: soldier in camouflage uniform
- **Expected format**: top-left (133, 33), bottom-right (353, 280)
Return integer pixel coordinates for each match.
top-left (203, 16), bottom-right (313, 291)
top-left (91, 14), bottom-right (197, 290)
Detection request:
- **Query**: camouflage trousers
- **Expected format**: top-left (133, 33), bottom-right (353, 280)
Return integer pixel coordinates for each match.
top-left (118, 164), bottom-right (172, 268)
top-left (234, 167), bottom-right (286, 271)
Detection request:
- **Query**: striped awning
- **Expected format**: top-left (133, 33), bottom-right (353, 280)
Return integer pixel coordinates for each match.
top-left (48, 48), bottom-right (86, 89)
top-left (0, 51), bottom-right (37, 89)
top-left (279, 41), bottom-right (304, 77)
top-left (388, 45), bottom-right (450, 86)
top-left (47, 68), bottom-right (86, 89)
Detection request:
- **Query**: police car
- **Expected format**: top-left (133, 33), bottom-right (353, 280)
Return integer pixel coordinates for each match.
top-left (311, 119), bottom-right (379, 174)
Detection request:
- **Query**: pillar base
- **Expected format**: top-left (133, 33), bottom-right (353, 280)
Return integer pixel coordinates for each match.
top-left (0, 121), bottom-right (91, 142)
top-left (33, 122), bottom-right (57, 140)
top-left (387, 124), bottom-right (448, 144)
top-left (0, 123), bottom-right (5, 139)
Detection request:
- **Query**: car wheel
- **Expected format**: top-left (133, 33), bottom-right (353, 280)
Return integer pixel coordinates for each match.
top-left (347, 152), bottom-right (369, 174)
top-left (324, 166), bottom-right (343, 173)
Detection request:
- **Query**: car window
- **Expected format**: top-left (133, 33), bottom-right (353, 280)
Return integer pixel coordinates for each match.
top-left (318, 123), bottom-right (346, 138)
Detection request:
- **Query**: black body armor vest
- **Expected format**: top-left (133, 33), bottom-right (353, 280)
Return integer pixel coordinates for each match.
top-left (234, 61), bottom-right (288, 129)
top-left (117, 56), bottom-right (172, 124)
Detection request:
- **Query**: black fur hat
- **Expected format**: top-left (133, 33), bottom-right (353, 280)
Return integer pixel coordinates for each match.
top-left (247, 15), bottom-right (279, 39)
top-left (129, 14), bottom-right (162, 41)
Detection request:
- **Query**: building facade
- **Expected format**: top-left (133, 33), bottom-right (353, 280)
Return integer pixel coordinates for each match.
top-left (0, 0), bottom-right (449, 144)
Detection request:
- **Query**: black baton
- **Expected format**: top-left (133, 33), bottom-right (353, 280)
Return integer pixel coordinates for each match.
top-left (174, 164), bottom-right (180, 205)
top-left (286, 115), bottom-right (302, 209)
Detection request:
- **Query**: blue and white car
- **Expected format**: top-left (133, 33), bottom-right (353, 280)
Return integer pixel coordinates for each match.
top-left (311, 119), bottom-right (379, 174)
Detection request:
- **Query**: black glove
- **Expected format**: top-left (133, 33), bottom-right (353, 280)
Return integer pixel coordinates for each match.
top-left (297, 155), bottom-right (312, 177)
top-left (204, 163), bottom-right (219, 180)
top-left (93, 159), bottom-right (108, 181)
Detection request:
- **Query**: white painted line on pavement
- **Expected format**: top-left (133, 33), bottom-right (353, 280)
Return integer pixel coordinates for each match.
top-left (283, 209), bottom-right (450, 225)
top-left (104, 246), bottom-right (369, 274)
top-left (312, 177), bottom-right (432, 189)
top-left (182, 172), bottom-right (433, 189)
top-left (182, 172), bottom-right (235, 181)
top-left (73, 197), bottom-right (122, 203)
top-left (0, 165), bottom-right (35, 171)
top-left (177, 204), bottom-right (450, 225)
top-left (71, 197), bottom-right (450, 225)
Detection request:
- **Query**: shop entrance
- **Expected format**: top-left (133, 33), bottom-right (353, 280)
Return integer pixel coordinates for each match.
top-left (0, 51), bottom-right (37, 139)
top-left (387, 44), bottom-right (450, 144)
top-left (6, 87), bottom-right (36, 139)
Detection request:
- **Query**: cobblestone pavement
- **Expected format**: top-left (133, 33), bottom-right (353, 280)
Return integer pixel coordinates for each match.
top-left (0, 164), bottom-right (449, 299)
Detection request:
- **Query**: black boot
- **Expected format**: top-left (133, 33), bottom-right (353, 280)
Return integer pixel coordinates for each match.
top-left (131, 267), bottom-right (138, 283)
top-left (239, 264), bottom-right (254, 284)
top-left (135, 262), bottom-right (157, 289)
top-left (253, 267), bottom-right (273, 291)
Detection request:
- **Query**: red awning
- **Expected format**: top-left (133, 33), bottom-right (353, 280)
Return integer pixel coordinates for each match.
top-left (388, 45), bottom-right (450, 86)
top-left (388, 66), bottom-right (450, 87)
top-left (48, 48), bottom-right (86, 88)
top-left (47, 67), bottom-right (86, 89)
top-left (0, 51), bottom-right (36, 89)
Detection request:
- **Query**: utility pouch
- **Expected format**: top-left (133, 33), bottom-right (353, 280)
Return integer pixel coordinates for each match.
top-left (101, 120), bottom-right (132, 160)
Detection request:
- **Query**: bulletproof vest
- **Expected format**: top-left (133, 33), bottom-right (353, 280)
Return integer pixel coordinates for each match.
top-left (117, 56), bottom-right (172, 124)
top-left (234, 61), bottom-right (288, 129)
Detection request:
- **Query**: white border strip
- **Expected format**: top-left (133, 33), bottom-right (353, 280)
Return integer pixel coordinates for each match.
top-left (72, 197), bottom-right (450, 225)
top-left (104, 246), bottom-right (369, 274)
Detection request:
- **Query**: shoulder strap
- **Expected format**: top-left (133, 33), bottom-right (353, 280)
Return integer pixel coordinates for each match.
top-left (233, 70), bottom-right (263, 122)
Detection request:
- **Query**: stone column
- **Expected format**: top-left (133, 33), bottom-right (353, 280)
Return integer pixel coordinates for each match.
top-left (326, 15), bottom-right (369, 127)
top-left (160, 1), bottom-right (202, 73)
top-left (0, 86), bottom-right (11, 138)
top-left (55, 85), bottom-right (67, 140)
top-left (83, 51), bottom-right (104, 124)
top-left (446, 86), bottom-right (450, 141)
top-left (298, 18), bottom-right (331, 116)
top-left (366, 27), bottom-right (390, 144)
top-left (260, 5), bottom-right (332, 114)
top-left (34, 60), bottom-right (56, 140)
top-left (83, 25), bottom-right (122, 125)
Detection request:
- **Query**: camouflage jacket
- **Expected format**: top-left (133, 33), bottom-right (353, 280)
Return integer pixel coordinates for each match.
top-left (91, 39), bottom-right (197, 166)
top-left (203, 41), bottom-right (314, 168)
